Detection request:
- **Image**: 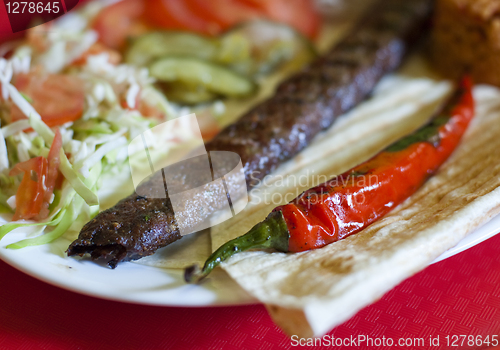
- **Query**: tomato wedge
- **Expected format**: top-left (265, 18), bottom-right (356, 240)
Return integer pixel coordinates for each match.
top-left (143, 0), bottom-right (319, 37)
top-left (9, 130), bottom-right (63, 221)
top-left (10, 72), bottom-right (85, 127)
top-left (183, 0), bottom-right (262, 33)
top-left (143, 0), bottom-right (216, 35)
top-left (93, 0), bottom-right (147, 50)
top-left (10, 157), bottom-right (48, 221)
top-left (41, 129), bottom-right (63, 218)
top-left (241, 0), bottom-right (321, 38)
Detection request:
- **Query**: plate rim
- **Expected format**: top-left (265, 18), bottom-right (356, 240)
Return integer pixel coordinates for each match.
top-left (1, 213), bottom-right (499, 307)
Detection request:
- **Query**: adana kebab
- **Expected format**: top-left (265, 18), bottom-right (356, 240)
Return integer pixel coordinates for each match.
top-left (67, 0), bottom-right (433, 268)
top-left (185, 77), bottom-right (474, 282)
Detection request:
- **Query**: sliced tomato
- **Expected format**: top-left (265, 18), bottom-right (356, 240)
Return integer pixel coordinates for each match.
top-left (10, 157), bottom-right (48, 221)
top-left (143, 0), bottom-right (217, 35)
top-left (184, 0), bottom-right (263, 33)
top-left (120, 93), bottom-right (166, 121)
top-left (171, 0), bottom-right (320, 38)
top-left (26, 23), bottom-right (52, 53)
top-left (9, 131), bottom-right (62, 221)
top-left (117, 85), bottom-right (165, 120)
top-left (93, 0), bottom-right (147, 50)
top-left (112, 0), bottom-right (319, 41)
top-left (10, 72), bottom-right (85, 127)
top-left (43, 129), bottom-right (63, 210)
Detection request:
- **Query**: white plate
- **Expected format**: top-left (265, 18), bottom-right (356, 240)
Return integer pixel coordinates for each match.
top-left (0, 229), bottom-right (256, 306)
top-left (1, 213), bottom-right (499, 307)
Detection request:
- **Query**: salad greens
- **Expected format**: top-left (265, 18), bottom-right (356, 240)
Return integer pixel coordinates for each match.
top-left (0, 1), bottom-right (316, 250)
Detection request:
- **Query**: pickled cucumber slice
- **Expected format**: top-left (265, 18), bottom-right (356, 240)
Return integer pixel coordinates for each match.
top-left (150, 57), bottom-right (255, 98)
top-left (159, 82), bottom-right (217, 105)
top-left (126, 31), bottom-right (219, 66)
top-left (219, 20), bottom-right (317, 77)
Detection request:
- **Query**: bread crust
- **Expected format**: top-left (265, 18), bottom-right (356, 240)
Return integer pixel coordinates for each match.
top-left (431, 0), bottom-right (500, 85)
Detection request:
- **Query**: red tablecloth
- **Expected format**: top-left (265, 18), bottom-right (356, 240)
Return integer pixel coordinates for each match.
top-left (1, 232), bottom-right (500, 350)
top-left (1, 2), bottom-right (500, 349)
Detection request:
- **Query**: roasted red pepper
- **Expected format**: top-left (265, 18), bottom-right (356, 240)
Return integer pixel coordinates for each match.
top-left (185, 78), bottom-right (474, 282)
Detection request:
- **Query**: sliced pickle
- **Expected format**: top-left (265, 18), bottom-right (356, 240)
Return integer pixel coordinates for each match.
top-left (219, 20), bottom-right (317, 77)
top-left (159, 82), bottom-right (217, 105)
top-left (126, 31), bottom-right (219, 66)
top-left (150, 57), bottom-right (255, 98)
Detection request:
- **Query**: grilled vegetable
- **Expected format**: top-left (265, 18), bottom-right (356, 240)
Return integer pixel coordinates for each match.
top-left (10, 72), bottom-right (85, 127)
top-left (93, 0), bottom-right (146, 51)
top-left (185, 77), bottom-right (475, 282)
top-left (143, 0), bottom-right (320, 38)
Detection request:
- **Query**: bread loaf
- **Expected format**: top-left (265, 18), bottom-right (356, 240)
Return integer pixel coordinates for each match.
top-left (431, 0), bottom-right (500, 86)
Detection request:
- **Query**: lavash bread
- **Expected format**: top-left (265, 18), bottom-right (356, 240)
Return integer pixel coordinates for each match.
top-left (210, 57), bottom-right (500, 337)
top-left (430, 0), bottom-right (500, 86)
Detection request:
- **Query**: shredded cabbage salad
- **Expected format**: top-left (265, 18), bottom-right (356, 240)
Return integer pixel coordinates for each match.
top-left (0, 0), bottom-right (315, 250)
top-left (0, 1), bottom-right (205, 248)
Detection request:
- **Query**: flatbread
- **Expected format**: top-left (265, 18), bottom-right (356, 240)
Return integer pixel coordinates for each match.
top-left (211, 76), bottom-right (500, 336)
top-left (211, 56), bottom-right (448, 250)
